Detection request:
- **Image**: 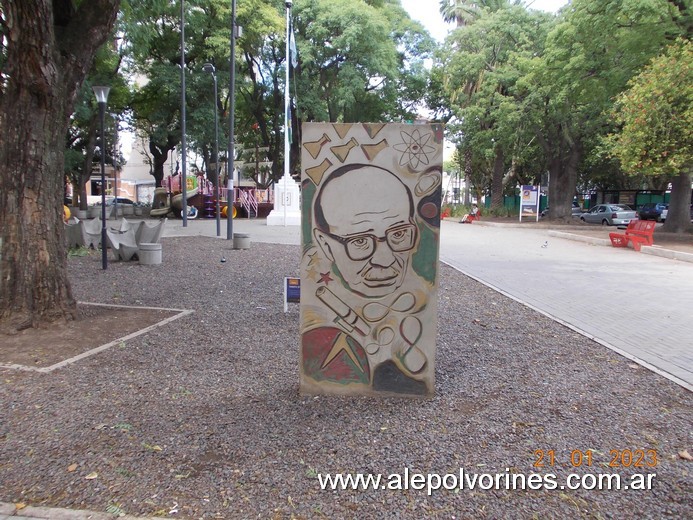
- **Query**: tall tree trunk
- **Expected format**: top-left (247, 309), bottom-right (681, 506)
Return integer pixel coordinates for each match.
top-left (491, 146), bottom-right (504, 210)
top-left (463, 147), bottom-right (472, 205)
top-left (149, 136), bottom-right (178, 188)
top-left (0, 71), bottom-right (76, 329)
top-left (662, 170), bottom-right (693, 234)
top-left (537, 127), bottom-right (582, 221)
top-left (0, 0), bottom-right (120, 331)
top-left (547, 145), bottom-right (581, 221)
top-left (79, 115), bottom-right (99, 211)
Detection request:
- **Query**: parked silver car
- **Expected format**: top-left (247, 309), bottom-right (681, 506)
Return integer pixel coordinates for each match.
top-left (579, 204), bottom-right (637, 226)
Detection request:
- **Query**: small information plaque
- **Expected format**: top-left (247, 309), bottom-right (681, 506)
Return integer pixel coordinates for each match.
top-left (284, 277), bottom-right (300, 312)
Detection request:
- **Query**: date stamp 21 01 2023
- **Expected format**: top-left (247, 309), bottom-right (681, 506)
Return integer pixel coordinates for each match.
top-left (533, 449), bottom-right (658, 469)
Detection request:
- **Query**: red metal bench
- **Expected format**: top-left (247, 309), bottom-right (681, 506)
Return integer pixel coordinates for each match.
top-left (609, 220), bottom-right (656, 252)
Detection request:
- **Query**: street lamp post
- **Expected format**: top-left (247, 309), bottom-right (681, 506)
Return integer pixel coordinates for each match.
top-left (228, 0), bottom-right (238, 240)
top-left (92, 86), bottom-right (110, 270)
top-left (203, 63), bottom-right (221, 237)
top-left (111, 114), bottom-right (119, 218)
top-left (180, 0), bottom-right (188, 226)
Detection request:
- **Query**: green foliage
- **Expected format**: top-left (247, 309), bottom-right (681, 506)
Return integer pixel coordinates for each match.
top-left (606, 38), bottom-right (692, 176)
top-left (446, 204), bottom-right (471, 218)
top-left (485, 206), bottom-right (514, 218)
top-left (294, 0), bottom-right (434, 122)
top-left (122, 0), bottom-right (431, 184)
top-left (64, 14), bottom-right (132, 203)
top-left (511, 0), bottom-right (686, 217)
top-left (435, 5), bottom-right (552, 203)
top-left (67, 246), bottom-right (91, 258)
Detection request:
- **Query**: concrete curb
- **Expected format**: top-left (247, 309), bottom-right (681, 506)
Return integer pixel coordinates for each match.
top-left (547, 230), bottom-right (610, 247)
top-left (548, 230), bottom-right (693, 263)
top-left (640, 245), bottom-right (693, 263)
top-left (0, 502), bottom-right (153, 519)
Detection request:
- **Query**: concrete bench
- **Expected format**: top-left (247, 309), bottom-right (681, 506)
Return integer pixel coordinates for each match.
top-left (135, 218), bottom-right (167, 245)
top-left (106, 228), bottom-right (139, 261)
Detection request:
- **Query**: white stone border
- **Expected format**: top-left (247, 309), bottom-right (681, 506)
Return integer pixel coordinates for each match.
top-left (0, 302), bottom-right (194, 374)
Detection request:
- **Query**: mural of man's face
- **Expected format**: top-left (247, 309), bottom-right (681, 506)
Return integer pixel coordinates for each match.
top-left (315, 167), bottom-right (417, 298)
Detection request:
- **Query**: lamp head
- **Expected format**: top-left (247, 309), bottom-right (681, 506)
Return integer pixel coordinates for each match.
top-left (202, 63), bottom-right (215, 74)
top-left (285, 0), bottom-right (292, 7)
top-left (92, 86), bottom-right (110, 104)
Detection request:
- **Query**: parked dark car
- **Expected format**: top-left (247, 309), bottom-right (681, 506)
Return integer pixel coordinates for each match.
top-left (638, 202), bottom-right (668, 222)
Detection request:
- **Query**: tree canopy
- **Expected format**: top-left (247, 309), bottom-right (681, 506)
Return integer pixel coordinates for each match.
top-left (607, 38), bottom-right (692, 178)
top-left (607, 37), bottom-right (692, 232)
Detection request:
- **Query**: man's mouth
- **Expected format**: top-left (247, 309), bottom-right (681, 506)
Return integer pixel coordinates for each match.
top-left (363, 269), bottom-right (399, 285)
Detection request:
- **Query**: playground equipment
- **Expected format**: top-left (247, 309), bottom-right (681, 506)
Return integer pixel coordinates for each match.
top-left (221, 205), bottom-right (237, 218)
top-left (150, 187), bottom-right (171, 218)
top-left (149, 176), bottom-right (202, 218)
top-left (147, 172), bottom-right (276, 219)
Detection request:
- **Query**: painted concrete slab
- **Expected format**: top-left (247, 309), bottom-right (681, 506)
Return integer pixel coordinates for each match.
top-left (299, 123), bottom-right (443, 397)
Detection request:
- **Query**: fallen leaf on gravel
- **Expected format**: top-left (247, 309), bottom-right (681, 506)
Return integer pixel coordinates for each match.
top-left (628, 363), bottom-right (639, 369)
top-left (15, 503), bottom-right (26, 510)
top-left (67, 463), bottom-right (78, 472)
top-left (645, 434), bottom-right (659, 446)
top-left (85, 472), bottom-right (98, 479)
top-left (679, 450), bottom-right (692, 461)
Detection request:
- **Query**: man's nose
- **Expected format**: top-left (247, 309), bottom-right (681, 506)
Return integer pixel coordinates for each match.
top-left (369, 239), bottom-right (396, 267)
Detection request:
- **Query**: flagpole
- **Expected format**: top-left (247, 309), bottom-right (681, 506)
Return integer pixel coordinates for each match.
top-left (283, 0), bottom-right (292, 226)
top-left (180, 0), bottom-right (188, 226)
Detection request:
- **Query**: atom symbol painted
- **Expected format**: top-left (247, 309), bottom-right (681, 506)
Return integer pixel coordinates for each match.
top-left (393, 129), bottom-right (436, 170)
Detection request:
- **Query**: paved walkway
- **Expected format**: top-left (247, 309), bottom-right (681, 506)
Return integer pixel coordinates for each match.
top-left (439, 220), bottom-right (693, 391)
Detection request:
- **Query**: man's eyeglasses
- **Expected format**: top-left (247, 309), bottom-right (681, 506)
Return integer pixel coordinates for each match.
top-left (325, 223), bottom-right (418, 261)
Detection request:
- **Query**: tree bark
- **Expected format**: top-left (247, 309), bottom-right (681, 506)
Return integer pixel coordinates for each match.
top-left (149, 135), bottom-right (178, 188)
top-left (547, 146), bottom-right (581, 221)
top-left (662, 170), bottom-right (693, 234)
top-left (491, 145), bottom-right (504, 210)
top-left (0, 0), bottom-right (120, 330)
top-left (537, 127), bottom-right (582, 221)
top-left (463, 147), bottom-right (472, 206)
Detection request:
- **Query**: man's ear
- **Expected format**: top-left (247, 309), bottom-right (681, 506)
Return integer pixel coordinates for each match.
top-left (313, 229), bottom-right (335, 262)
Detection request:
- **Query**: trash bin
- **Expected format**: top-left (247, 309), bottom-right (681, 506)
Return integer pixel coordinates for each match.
top-left (233, 233), bottom-right (250, 250)
top-left (138, 242), bottom-right (162, 265)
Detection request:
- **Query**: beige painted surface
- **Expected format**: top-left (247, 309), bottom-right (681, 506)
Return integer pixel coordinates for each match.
top-left (299, 123), bottom-right (443, 397)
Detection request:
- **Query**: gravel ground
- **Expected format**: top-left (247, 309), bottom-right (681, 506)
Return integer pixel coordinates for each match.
top-left (0, 236), bottom-right (691, 519)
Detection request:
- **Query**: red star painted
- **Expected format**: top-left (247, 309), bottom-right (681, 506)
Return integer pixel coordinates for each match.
top-left (318, 272), bottom-right (333, 285)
